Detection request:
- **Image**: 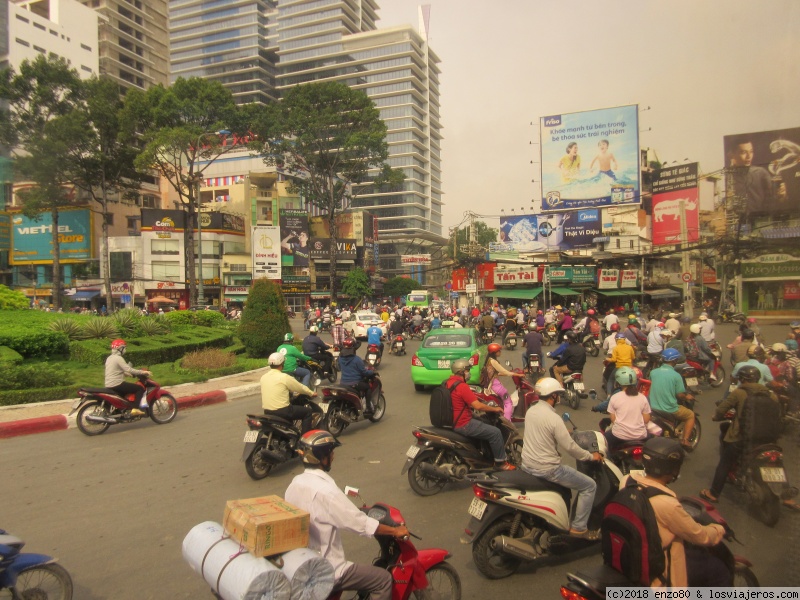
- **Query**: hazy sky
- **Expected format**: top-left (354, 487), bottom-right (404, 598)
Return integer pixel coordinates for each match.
top-left (376, 0), bottom-right (800, 231)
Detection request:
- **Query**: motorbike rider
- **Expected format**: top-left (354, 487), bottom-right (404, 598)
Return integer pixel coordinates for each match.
top-left (502, 311), bottom-right (518, 342)
top-left (447, 358), bottom-right (515, 471)
top-left (285, 430), bottom-right (409, 600)
top-left (732, 344), bottom-right (773, 385)
top-left (522, 322), bottom-right (545, 371)
top-left (389, 315), bottom-right (404, 337)
top-left (366, 323), bottom-right (385, 359)
top-left (606, 332), bottom-right (637, 397)
top-left (645, 322), bottom-right (667, 373)
top-left (649, 348), bottom-right (696, 450)
top-left (557, 307), bottom-right (573, 333)
top-left (302, 326), bottom-right (333, 374)
top-left (339, 338), bottom-right (378, 414)
top-left (105, 338), bottom-right (151, 417)
top-left (551, 331), bottom-right (587, 386)
top-left (664, 312), bottom-right (681, 336)
top-left (261, 352), bottom-right (319, 433)
top-left (479, 310), bottom-right (495, 338)
top-left (277, 333), bottom-right (313, 387)
top-left (622, 316), bottom-right (647, 349)
top-left (768, 342), bottom-right (799, 414)
top-left (605, 367), bottom-right (651, 449)
top-left (628, 438), bottom-right (727, 587)
top-left (331, 317), bottom-right (346, 348)
top-left (727, 328), bottom-right (755, 366)
top-left (480, 343), bottom-right (517, 420)
top-left (698, 312), bottom-right (715, 342)
top-left (521, 377), bottom-right (603, 539)
top-left (602, 308), bottom-right (619, 332)
top-left (687, 324), bottom-right (717, 380)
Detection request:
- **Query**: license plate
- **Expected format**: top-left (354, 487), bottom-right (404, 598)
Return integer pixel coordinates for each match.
top-left (530, 360), bottom-right (539, 367)
top-left (573, 382), bottom-right (585, 391)
top-left (71, 399), bottom-right (81, 410)
top-left (406, 445), bottom-right (420, 459)
top-left (685, 377), bottom-right (699, 387)
top-left (318, 402), bottom-right (329, 414)
top-left (243, 430), bottom-right (259, 443)
top-left (594, 339), bottom-right (601, 346)
top-left (438, 359), bottom-right (451, 369)
top-left (760, 467), bottom-right (787, 482)
top-left (468, 497), bottom-right (487, 520)
top-left (395, 343), bottom-right (403, 348)
top-left (369, 354), bottom-right (377, 360)
top-left (509, 340), bottom-right (516, 345)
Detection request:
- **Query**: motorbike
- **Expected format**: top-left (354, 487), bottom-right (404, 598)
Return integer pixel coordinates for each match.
top-left (390, 333), bottom-right (407, 356)
top-left (509, 368), bottom-right (539, 423)
top-left (402, 396), bottom-right (523, 496)
top-left (463, 416), bottom-right (624, 579)
top-left (524, 352), bottom-right (544, 378)
top-left (649, 394), bottom-right (702, 452)
top-left (318, 374), bottom-right (386, 436)
top-left (407, 323), bottom-right (426, 341)
top-left (543, 323), bottom-right (558, 346)
top-left (304, 352), bottom-right (339, 385)
top-left (684, 348), bottom-right (726, 389)
top-left (504, 331), bottom-right (518, 350)
top-left (563, 372), bottom-right (586, 410)
top-left (327, 487), bottom-right (462, 600)
top-left (0, 529), bottom-right (73, 600)
top-left (582, 332), bottom-right (601, 357)
top-left (477, 328), bottom-right (494, 346)
top-left (71, 373), bottom-right (178, 436)
top-left (559, 496), bottom-right (760, 598)
top-left (365, 343), bottom-right (383, 368)
top-left (719, 309), bottom-right (746, 325)
top-left (241, 395), bottom-right (324, 480)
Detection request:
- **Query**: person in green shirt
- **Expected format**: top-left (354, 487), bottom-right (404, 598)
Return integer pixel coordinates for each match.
top-left (278, 333), bottom-right (313, 387)
top-left (649, 348), bottom-right (696, 449)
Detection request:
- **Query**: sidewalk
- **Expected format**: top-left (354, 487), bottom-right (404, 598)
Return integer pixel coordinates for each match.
top-left (0, 367), bottom-right (270, 439)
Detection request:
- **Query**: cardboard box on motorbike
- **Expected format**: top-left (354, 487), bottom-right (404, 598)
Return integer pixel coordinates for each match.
top-left (223, 495), bottom-right (309, 557)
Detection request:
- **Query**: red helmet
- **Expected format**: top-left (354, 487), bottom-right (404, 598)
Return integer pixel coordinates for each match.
top-left (342, 338), bottom-right (356, 349)
top-left (587, 309), bottom-right (595, 315)
top-left (610, 323), bottom-right (620, 332)
top-left (487, 343), bottom-right (502, 354)
top-left (111, 339), bottom-right (126, 350)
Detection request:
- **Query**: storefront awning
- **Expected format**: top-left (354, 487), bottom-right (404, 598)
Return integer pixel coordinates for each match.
top-left (490, 288), bottom-right (543, 300)
top-left (594, 289), bottom-right (630, 297)
top-left (71, 290), bottom-right (101, 301)
top-left (645, 288), bottom-right (680, 298)
top-left (550, 286), bottom-right (581, 296)
top-left (703, 284), bottom-right (722, 291)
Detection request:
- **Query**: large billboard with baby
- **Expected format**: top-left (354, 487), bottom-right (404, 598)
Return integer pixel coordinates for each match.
top-left (540, 105), bottom-right (641, 212)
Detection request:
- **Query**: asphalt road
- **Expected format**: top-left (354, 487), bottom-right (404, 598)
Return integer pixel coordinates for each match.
top-left (1, 321), bottom-right (798, 598)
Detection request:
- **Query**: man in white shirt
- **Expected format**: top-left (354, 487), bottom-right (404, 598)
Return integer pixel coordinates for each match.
top-left (664, 312), bottom-right (681, 335)
top-left (698, 313), bottom-right (715, 342)
top-left (602, 309), bottom-right (619, 331)
top-left (286, 431), bottom-right (408, 600)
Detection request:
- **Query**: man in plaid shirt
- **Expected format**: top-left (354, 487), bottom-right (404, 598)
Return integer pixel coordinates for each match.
top-left (331, 318), bottom-right (346, 347)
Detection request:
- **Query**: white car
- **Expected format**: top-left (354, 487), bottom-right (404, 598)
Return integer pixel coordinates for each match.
top-left (343, 311), bottom-right (388, 340)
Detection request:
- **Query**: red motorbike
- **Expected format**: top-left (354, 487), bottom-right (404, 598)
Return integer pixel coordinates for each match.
top-left (366, 343), bottom-right (383, 368)
top-left (70, 373), bottom-right (178, 436)
top-left (328, 488), bottom-right (461, 600)
top-left (508, 368), bottom-right (539, 423)
top-left (389, 334), bottom-right (407, 356)
top-left (318, 374), bottom-right (386, 436)
top-left (685, 356), bottom-right (726, 388)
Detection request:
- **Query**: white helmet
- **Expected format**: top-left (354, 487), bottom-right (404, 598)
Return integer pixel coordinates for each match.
top-left (771, 343), bottom-right (788, 353)
top-left (689, 323), bottom-right (701, 334)
top-left (698, 313), bottom-right (708, 321)
top-left (535, 377), bottom-right (565, 398)
top-left (268, 352), bottom-right (285, 366)
top-left (309, 325), bottom-right (318, 333)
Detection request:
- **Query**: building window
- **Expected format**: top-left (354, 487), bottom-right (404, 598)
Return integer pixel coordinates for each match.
top-left (152, 261), bottom-right (181, 281)
top-left (230, 263), bottom-right (248, 272)
top-left (151, 239), bottom-right (180, 255)
top-left (81, 43), bottom-right (92, 51)
top-left (105, 213), bottom-right (114, 226)
top-left (126, 216), bottom-right (139, 233)
top-left (16, 14), bottom-right (29, 23)
top-left (33, 22), bottom-right (46, 31)
top-left (81, 65), bottom-right (93, 73)
top-left (110, 252), bottom-right (133, 280)
top-left (615, 239), bottom-right (621, 249)
top-left (33, 45), bottom-right (46, 54)
top-left (15, 38), bottom-right (30, 47)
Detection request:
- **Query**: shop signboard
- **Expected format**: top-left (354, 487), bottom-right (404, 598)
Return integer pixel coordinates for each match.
top-left (11, 208), bottom-right (93, 264)
top-left (572, 266), bottom-right (596, 284)
top-left (308, 238), bottom-right (357, 260)
top-left (252, 226), bottom-right (281, 280)
top-left (620, 269), bottom-right (639, 288)
top-left (0, 213), bottom-right (10, 249)
top-left (598, 268), bottom-right (619, 289)
top-left (741, 254), bottom-right (800, 279)
top-left (784, 282), bottom-right (800, 301)
top-left (494, 265), bottom-right (541, 285)
top-left (401, 254), bottom-right (432, 265)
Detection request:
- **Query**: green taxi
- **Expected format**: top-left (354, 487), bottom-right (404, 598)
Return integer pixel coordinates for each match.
top-left (410, 326), bottom-right (487, 391)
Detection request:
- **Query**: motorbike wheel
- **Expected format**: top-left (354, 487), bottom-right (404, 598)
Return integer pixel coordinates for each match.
top-left (733, 564), bottom-right (760, 587)
top-left (472, 517), bottom-right (523, 579)
top-left (408, 450), bottom-right (449, 496)
top-left (325, 405), bottom-right (347, 436)
top-left (760, 492), bottom-right (781, 528)
top-left (588, 343), bottom-right (600, 358)
top-left (414, 561), bottom-right (462, 600)
top-left (245, 442), bottom-right (274, 480)
top-left (507, 439), bottom-right (524, 466)
top-left (568, 388), bottom-right (581, 410)
top-left (76, 400), bottom-right (111, 436)
top-left (369, 393), bottom-right (386, 423)
top-left (710, 364), bottom-right (726, 388)
top-left (13, 563), bottom-right (73, 600)
top-left (674, 418), bottom-right (702, 452)
top-left (327, 364), bottom-right (338, 383)
top-left (542, 335), bottom-right (552, 347)
top-left (150, 393), bottom-right (178, 424)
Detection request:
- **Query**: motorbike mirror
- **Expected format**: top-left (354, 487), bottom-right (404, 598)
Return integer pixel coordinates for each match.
top-left (344, 486), bottom-right (360, 497)
top-left (504, 360), bottom-right (511, 367)
top-left (562, 412), bottom-right (571, 421)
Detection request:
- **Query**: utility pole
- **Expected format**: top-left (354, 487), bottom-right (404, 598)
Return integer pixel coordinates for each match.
top-left (680, 200), bottom-right (693, 318)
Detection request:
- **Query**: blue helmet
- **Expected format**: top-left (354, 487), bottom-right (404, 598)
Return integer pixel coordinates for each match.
top-left (661, 348), bottom-right (682, 362)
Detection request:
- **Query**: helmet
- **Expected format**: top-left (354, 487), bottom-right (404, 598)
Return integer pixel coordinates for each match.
top-left (451, 358), bottom-right (471, 375)
top-left (668, 312), bottom-right (677, 318)
top-left (309, 326), bottom-right (318, 333)
top-left (615, 332), bottom-right (627, 340)
top-left (741, 329), bottom-right (755, 340)
top-left (642, 437), bottom-right (685, 479)
top-left (747, 345), bottom-right (765, 360)
top-left (537, 310), bottom-right (543, 315)
top-left (737, 365), bottom-right (761, 383)
top-left (661, 348), bottom-right (682, 362)
top-left (680, 316), bottom-right (691, 324)
top-left (657, 322), bottom-right (665, 329)
top-left (587, 309), bottom-right (595, 315)
top-left (111, 339), bottom-right (126, 353)
top-left (555, 305), bottom-right (563, 311)
top-left (699, 313), bottom-right (708, 321)
top-left (487, 343), bottom-right (502, 354)
top-left (786, 339), bottom-right (798, 351)
top-left (565, 331), bottom-right (578, 343)
top-left (791, 321), bottom-right (800, 330)
top-left (615, 366), bottom-right (638, 387)
top-left (284, 333), bottom-right (294, 342)
top-left (610, 323), bottom-right (620, 332)
top-left (747, 317), bottom-right (756, 324)
top-left (689, 324), bottom-right (701, 334)
top-left (535, 377), bottom-right (566, 398)
top-left (660, 329), bottom-right (674, 337)
top-left (342, 338), bottom-right (356, 349)
top-left (628, 314), bottom-right (636, 321)
top-left (529, 322), bottom-right (537, 330)
top-left (609, 309), bottom-right (615, 313)
top-left (268, 352), bottom-right (285, 367)
top-left (772, 343), bottom-right (788, 353)
top-left (298, 429), bottom-right (341, 468)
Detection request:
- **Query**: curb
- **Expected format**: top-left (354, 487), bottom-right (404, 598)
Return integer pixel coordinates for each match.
top-left (0, 415), bottom-right (69, 439)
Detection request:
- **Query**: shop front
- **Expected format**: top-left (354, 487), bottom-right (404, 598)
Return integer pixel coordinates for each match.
top-left (146, 282), bottom-right (189, 311)
top-left (741, 254), bottom-right (800, 314)
top-left (281, 277), bottom-right (311, 312)
top-left (223, 285), bottom-right (249, 309)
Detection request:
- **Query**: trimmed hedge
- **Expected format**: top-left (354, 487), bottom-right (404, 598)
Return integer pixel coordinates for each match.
top-left (163, 310), bottom-right (226, 328)
top-left (0, 386), bottom-right (79, 407)
top-left (0, 346), bottom-right (24, 365)
top-left (0, 330), bottom-right (69, 358)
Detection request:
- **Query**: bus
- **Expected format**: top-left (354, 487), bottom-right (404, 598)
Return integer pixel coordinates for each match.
top-left (406, 290), bottom-right (430, 309)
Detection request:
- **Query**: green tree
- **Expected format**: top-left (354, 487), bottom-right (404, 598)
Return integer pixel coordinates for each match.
top-left (0, 56), bottom-right (85, 310)
top-left (121, 77), bottom-right (245, 304)
top-left (238, 278), bottom-right (291, 358)
top-left (0, 284), bottom-right (31, 310)
top-left (444, 220), bottom-right (498, 259)
top-left (250, 82), bottom-right (402, 303)
top-left (383, 277), bottom-right (417, 300)
top-left (341, 267), bottom-right (372, 306)
top-left (60, 77), bottom-right (143, 306)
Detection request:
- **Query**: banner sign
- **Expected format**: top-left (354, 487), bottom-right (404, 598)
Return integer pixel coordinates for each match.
top-left (724, 126), bottom-right (800, 216)
top-left (652, 163), bottom-right (699, 246)
top-left (561, 209), bottom-right (602, 247)
top-left (0, 213), bottom-right (10, 249)
top-left (741, 254), bottom-right (800, 280)
top-left (571, 266), bottom-right (597, 284)
top-left (401, 254), bottom-right (432, 265)
top-left (279, 210), bottom-right (309, 267)
top-left (252, 226), bottom-right (281, 280)
top-left (540, 104), bottom-right (641, 211)
top-left (11, 208), bottom-right (92, 264)
top-left (598, 268), bottom-right (619, 289)
top-left (784, 282), bottom-right (800, 300)
top-left (308, 238), bottom-right (357, 260)
top-left (225, 286), bottom-right (249, 294)
top-left (494, 265), bottom-right (542, 285)
top-left (495, 211), bottom-right (601, 252)
top-left (620, 269), bottom-right (639, 288)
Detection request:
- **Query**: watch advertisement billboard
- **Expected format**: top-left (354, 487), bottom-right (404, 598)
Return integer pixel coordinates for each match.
top-left (540, 104), bottom-right (641, 211)
top-left (251, 226), bottom-right (281, 280)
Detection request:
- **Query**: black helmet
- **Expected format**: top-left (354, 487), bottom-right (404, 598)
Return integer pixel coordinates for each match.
top-left (642, 437), bottom-right (685, 479)
top-left (741, 329), bottom-right (755, 340)
top-left (737, 365), bottom-right (760, 383)
top-left (566, 331), bottom-right (578, 343)
top-left (298, 429), bottom-right (341, 470)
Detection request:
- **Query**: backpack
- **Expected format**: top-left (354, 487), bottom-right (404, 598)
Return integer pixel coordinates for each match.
top-left (602, 477), bottom-right (670, 586)
top-left (429, 379), bottom-right (466, 428)
top-left (683, 334), bottom-right (699, 359)
top-left (740, 387), bottom-right (781, 445)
